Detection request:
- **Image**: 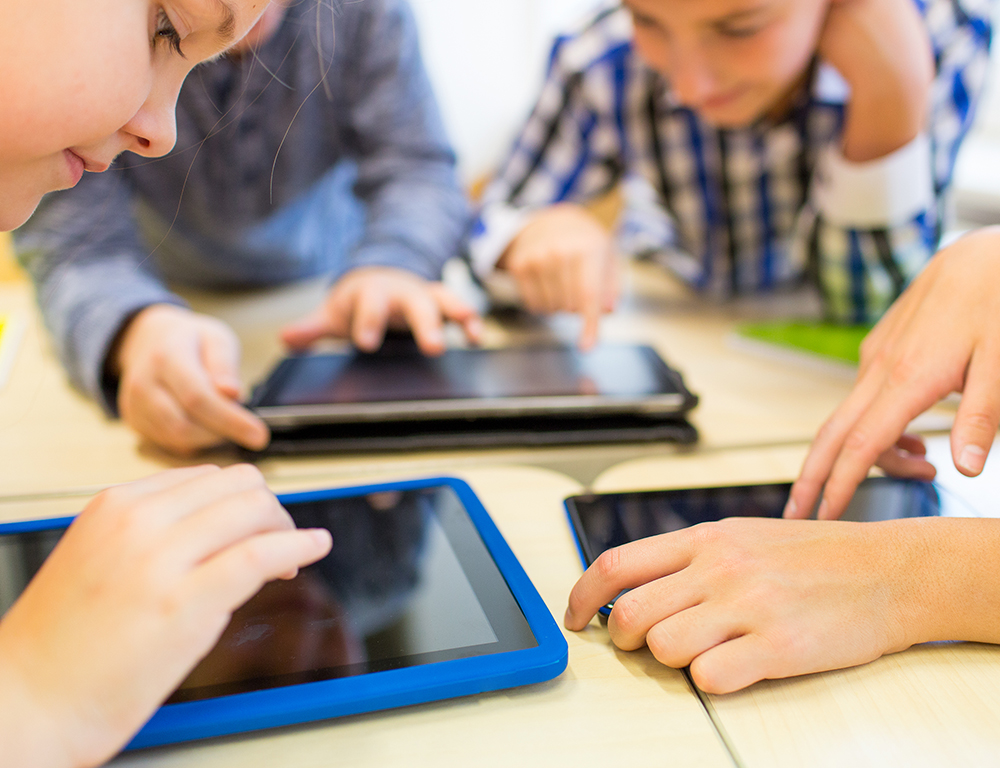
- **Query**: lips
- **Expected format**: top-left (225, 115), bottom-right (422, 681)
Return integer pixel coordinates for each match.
top-left (63, 150), bottom-right (85, 187)
top-left (65, 148), bottom-right (111, 177)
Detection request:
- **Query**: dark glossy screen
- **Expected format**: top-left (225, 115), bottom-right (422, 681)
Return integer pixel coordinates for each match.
top-left (0, 486), bottom-right (537, 703)
top-left (259, 345), bottom-right (680, 406)
top-left (567, 478), bottom-right (943, 566)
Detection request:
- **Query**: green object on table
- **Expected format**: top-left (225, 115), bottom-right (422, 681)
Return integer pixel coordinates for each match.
top-left (735, 321), bottom-right (872, 365)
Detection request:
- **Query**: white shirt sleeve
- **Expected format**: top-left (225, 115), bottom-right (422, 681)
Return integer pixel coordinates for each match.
top-left (467, 202), bottom-right (534, 279)
top-left (811, 133), bottom-right (934, 229)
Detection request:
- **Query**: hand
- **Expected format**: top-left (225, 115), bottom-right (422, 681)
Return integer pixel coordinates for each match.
top-left (0, 465), bottom-right (332, 768)
top-left (498, 204), bottom-right (620, 350)
top-left (113, 304), bottom-right (270, 455)
top-left (281, 266), bottom-right (483, 356)
top-left (818, 0), bottom-right (934, 161)
top-left (564, 517), bottom-right (922, 694)
top-left (786, 228), bottom-right (1000, 521)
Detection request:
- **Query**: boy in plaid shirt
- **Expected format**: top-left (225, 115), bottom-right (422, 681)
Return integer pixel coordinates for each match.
top-left (471, 0), bottom-right (992, 347)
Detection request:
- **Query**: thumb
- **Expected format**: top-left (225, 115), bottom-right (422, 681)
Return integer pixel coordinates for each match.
top-left (201, 328), bottom-right (243, 399)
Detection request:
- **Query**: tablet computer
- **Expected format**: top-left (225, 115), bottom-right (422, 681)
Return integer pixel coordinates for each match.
top-left (0, 477), bottom-right (567, 750)
top-left (564, 477), bottom-right (962, 615)
top-left (247, 342), bottom-right (698, 427)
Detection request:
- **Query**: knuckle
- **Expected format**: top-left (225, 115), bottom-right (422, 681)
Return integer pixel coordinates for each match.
top-left (886, 356), bottom-right (919, 390)
top-left (226, 463), bottom-right (266, 487)
top-left (609, 592), bottom-right (644, 638)
top-left (842, 426), bottom-right (873, 456)
top-left (177, 387), bottom-right (209, 415)
top-left (959, 409), bottom-right (998, 436)
top-left (645, 626), bottom-right (686, 669)
top-left (593, 546), bottom-right (625, 583)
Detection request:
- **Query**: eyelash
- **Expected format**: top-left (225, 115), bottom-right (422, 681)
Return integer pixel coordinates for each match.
top-left (718, 25), bottom-right (764, 39)
top-left (154, 7), bottom-right (184, 56)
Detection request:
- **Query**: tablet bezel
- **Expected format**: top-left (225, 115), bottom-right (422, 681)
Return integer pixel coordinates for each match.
top-left (247, 344), bottom-right (698, 427)
top-left (0, 477), bottom-right (568, 750)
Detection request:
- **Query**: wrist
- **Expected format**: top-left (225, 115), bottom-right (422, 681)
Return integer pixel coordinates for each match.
top-left (887, 518), bottom-right (1000, 649)
top-left (841, 80), bottom-right (929, 163)
top-left (0, 630), bottom-right (74, 768)
top-left (109, 304), bottom-right (184, 377)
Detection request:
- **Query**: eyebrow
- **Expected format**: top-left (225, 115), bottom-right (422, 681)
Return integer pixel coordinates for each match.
top-left (211, 0), bottom-right (238, 44)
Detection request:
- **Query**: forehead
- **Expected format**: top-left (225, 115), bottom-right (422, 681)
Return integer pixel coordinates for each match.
top-left (624, 0), bottom-right (799, 23)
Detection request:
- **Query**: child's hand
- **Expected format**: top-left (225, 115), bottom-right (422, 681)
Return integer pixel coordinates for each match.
top-left (818, 0), bottom-right (933, 162)
top-left (0, 465), bottom-right (332, 768)
top-left (280, 266), bottom-right (483, 356)
top-left (786, 228), bottom-right (1000, 521)
top-left (564, 517), bottom-right (922, 694)
top-left (113, 305), bottom-right (270, 455)
top-left (498, 204), bottom-right (620, 351)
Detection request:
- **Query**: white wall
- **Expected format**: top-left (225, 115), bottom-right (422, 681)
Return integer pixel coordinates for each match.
top-left (408, 0), bottom-right (603, 182)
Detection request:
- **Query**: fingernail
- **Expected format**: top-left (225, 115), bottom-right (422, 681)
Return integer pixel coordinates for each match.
top-left (783, 499), bottom-right (797, 518)
top-left (359, 330), bottom-right (379, 350)
top-left (959, 445), bottom-right (987, 474)
top-left (817, 499), bottom-right (829, 520)
top-left (311, 528), bottom-right (332, 547)
top-left (563, 607), bottom-right (574, 628)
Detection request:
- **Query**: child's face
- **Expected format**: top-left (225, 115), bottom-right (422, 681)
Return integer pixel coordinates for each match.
top-left (0, 0), bottom-right (267, 230)
top-left (625, 0), bottom-right (829, 127)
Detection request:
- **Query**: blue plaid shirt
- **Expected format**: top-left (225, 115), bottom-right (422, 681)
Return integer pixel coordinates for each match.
top-left (471, 0), bottom-right (993, 322)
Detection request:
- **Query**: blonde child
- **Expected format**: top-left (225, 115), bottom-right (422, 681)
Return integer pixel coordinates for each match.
top-left (0, 2), bottom-right (331, 764)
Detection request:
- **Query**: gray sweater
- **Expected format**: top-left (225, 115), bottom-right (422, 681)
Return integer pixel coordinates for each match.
top-left (15, 0), bottom-right (469, 413)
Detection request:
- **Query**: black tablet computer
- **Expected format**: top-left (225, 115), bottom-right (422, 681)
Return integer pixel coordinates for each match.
top-left (565, 477), bottom-right (964, 614)
top-left (0, 477), bottom-right (567, 749)
top-left (248, 342), bottom-right (698, 427)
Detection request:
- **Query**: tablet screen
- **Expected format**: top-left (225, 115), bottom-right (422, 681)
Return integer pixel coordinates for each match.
top-left (250, 344), bottom-right (692, 423)
top-left (0, 485), bottom-right (537, 704)
top-left (566, 478), bottom-right (949, 567)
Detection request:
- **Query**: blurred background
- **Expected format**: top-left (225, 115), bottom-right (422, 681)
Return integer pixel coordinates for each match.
top-left (3, 0), bottom-right (1000, 274)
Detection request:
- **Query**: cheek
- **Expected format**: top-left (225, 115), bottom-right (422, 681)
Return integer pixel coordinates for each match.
top-left (751, 7), bottom-right (827, 90)
top-left (0, 14), bottom-right (152, 160)
top-left (632, 28), bottom-right (671, 73)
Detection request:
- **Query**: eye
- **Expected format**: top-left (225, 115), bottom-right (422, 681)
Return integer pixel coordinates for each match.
top-left (717, 24), bottom-right (765, 38)
top-left (631, 12), bottom-right (658, 29)
top-left (154, 7), bottom-right (185, 56)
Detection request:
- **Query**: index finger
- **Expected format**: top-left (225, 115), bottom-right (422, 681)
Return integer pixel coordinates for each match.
top-left (161, 353), bottom-right (269, 451)
top-left (784, 366), bottom-right (892, 519)
top-left (815, 370), bottom-right (950, 519)
top-left (576, 251), bottom-right (603, 352)
top-left (564, 531), bottom-right (694, 631)
top-left (398, 291), bottom-right (447, 356)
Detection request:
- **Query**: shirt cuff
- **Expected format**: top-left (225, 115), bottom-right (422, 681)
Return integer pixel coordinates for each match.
top-left (467, 203), bottom-right (534, 280)
top-left (811, 133), bottom-right (933, 229)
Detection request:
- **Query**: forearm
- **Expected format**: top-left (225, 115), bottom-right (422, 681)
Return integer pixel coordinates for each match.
top-left (0, 648), bottom-right (74, 768)
top-left (841, 78), bottom-right (928, 163)
top-left (896, 518), bottom-right (1000, 648)
top-left (350, 164), bottom-right (470, 281)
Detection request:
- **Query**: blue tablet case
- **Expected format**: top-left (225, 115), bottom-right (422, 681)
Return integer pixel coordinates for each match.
top-left (0, 477), bottom-right (568, 749)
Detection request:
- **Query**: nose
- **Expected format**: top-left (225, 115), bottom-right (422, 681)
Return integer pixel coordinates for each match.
top-left (120, 80), bottom-right (180, 158)
top-left (667, 46), bottom-right (718, 109)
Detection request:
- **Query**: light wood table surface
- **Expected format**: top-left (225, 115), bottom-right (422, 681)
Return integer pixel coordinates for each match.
top-left (592, 441), bottom-right (1000, 768)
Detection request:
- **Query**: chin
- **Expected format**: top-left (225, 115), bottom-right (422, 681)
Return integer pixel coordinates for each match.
top-left (0, 191), bottom-right (43, 232)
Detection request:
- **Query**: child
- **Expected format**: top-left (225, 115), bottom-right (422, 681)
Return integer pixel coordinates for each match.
top-left (15, 0), bottom-right (479, 456)
top-left (565, 227), bottom-right (1000, 695)
top-left (470, 0), bottom-right (991, 348)
top-left (0, 1), bottom-right (331, 764)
